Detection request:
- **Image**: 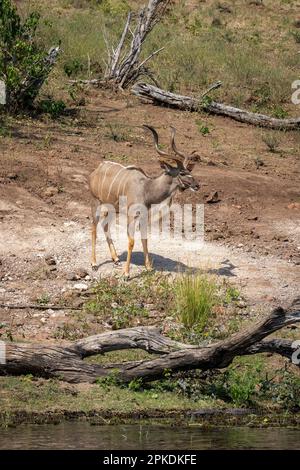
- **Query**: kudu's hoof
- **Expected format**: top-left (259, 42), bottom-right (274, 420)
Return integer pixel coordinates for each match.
top-left (91, 264), bottom-right (98, 271)
top-left (113, 259), bottom-right (121, 267)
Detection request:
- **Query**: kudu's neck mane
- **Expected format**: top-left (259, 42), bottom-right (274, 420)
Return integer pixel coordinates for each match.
top-left (144, 171), bottom-right (178, 206)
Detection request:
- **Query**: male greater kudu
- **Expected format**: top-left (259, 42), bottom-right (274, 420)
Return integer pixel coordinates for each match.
top-left (89, 125), bottom-right (200, 277)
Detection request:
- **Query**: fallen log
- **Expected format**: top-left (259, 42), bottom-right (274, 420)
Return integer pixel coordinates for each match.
top-left (0, 299), bottom-right (299, 383)
top-left (0, 303), bottom-right (82, 311)
top-left (132, 82), bottom-right (300, 130)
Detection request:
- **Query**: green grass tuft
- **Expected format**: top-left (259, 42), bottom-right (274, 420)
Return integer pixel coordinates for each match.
top-left (174, 273), bottom-right (217, 330)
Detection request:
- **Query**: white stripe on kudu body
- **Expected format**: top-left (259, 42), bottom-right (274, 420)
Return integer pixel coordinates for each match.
top-left (106, 167), bottom-right (126, 201)
top-left (89, 125), bottom-right (200, 277)
top-left (99, 162), bottom-right (111, 201)
top-left (116, 169), bottom-right (129, 197)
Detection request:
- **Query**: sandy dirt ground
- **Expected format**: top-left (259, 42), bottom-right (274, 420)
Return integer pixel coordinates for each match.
top-left (0, 92), bottom-right (299, 341)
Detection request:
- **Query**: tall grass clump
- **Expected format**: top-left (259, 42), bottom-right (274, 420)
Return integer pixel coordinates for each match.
top-left (175, 273), bottom-right (217, 330)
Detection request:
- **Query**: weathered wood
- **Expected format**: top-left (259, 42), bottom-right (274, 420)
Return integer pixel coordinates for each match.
top-left (132, 82), bottom-right (300, 130)
top-left (246, 338), bottom-right (299, 359)
top-left (74, 326), bottom-right (198, 358)
top-left (104, 0), bottom-right (169, 88)
top-left (0, 299), bottom-right (299, 383)
top-left (0, 303), bottom-right (81, 311)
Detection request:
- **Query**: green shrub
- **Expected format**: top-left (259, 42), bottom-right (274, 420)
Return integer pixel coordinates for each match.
top-left (63, 58), bottom-right (84, 77)
top-left (292, 30), bottom-right (300, 43)
top-left (209, 358), bottom-right (264, 406)
top-left (0, 0), bottom-right (59, 112)
top-left (195, 119), bottom-right (210, 135)
top-left (260, 366), bottom-right (300, 411)
top-left (175, 273), bottom-right (217, 330)
top-left (38, 98), bottom-right (66, 118)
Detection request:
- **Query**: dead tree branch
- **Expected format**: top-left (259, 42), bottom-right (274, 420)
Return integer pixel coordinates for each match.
top-left (0, 303), bottom-right (82, 311)
top-left (0, 299), bottom-right (299, 383)
top-left (132, 82), bottom-right (300, 130)
top-left (103, 0), bottom-right (169, 88)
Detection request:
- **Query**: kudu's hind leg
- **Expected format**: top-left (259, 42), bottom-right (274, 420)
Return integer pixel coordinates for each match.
top-left (102, 211), bottom-right (119, 265)
top-left (124, 216), bottom-right (136, 278)
top-left (140, 211), bottom-right (152, 271)
top-left (91, 197), bottom-right (100, 269)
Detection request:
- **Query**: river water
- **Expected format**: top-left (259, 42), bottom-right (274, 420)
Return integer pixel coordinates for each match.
top-left (0, 423), bottom-right (300, 449)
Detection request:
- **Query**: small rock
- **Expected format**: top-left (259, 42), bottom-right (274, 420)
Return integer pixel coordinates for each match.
top-left (7, 172), bottom-right (18, 180)
top-left (73, 282), bottom-right (88, 291)
top-left (76, 268), bottom-right (88, 279)
top-left (287, 202), bottom-right (300, 210)
top-left (217, 2), bottom-right (232, 13)
top-left (237, 301), bottom-right (247, 308)
top-left (45, 255), bottom-right (56, 266)
top-left (237, 243), bottom-right (244, 248)
top-left (211, 233), bottom-right (224, 240)
top-left (67, 268), bottom-right (89, 281)
top-left (66, 272), bottom-right (77, 281)
top-left (206, 191), bottom-right (220, 204)
top-left (44, 186), bottom-right (58, 198)
top-left (247, 216), bottom-right (258, 221)
top-left (211, 17), bottom-right (222, 27)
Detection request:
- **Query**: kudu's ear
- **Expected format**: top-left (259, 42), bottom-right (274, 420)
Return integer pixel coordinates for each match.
top-left (185, 161), bottom-right (196, 172)
top-left (185, 151), bottom-right (201, 172)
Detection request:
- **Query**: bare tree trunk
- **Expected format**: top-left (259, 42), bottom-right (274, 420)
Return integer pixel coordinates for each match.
top-left (1, 299), bottom-right (299, 383)
top-left (103, 0), bottom-right (169, 88)
top-left (132, 82), bottom-right (300, 130)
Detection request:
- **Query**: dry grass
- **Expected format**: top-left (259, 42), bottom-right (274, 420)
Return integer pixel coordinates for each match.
top-left (15, 0), bottom-right (299, 115)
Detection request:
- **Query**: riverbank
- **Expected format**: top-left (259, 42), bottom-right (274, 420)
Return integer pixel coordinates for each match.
top-left (1, 374), bottom-right (300, 429)
top-left (1, 408), bottom-right (300, 429)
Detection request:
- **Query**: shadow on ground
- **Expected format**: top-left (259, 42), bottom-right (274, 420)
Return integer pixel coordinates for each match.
top-left (115, 252), bottom-right (237, 276)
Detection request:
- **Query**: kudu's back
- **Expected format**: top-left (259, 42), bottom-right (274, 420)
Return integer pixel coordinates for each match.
top-left (89, 161), bottom-right (146, 207)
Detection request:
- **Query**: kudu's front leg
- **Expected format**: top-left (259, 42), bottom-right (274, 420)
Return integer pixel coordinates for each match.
top-left (140, 208), bottom-right (152, 270)
top-left (91, 198), bottom-right (100, 269)
top-left (141, 238), bottom-right (152, 271)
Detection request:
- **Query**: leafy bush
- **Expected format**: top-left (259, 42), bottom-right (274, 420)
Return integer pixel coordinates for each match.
top-left (260, 366), bottom-right (300, 411)
top-left (175, 273), bottom-right (217, 330)
top-left (207, 358), bottom-right (264, 406)
top-left (38, 98), bottom-right (66, 118)
top-left (195, 119), bottom-right (210, 135)
top-left (63, 58), bottom-right (84, 77)
top-left (0, 0), bottom-right (58, 112)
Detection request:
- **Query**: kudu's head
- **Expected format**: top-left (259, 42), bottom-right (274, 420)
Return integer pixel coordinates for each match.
top-left (143, 125), bottom-right (200, 192)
